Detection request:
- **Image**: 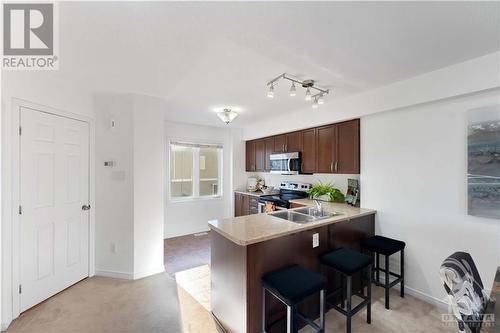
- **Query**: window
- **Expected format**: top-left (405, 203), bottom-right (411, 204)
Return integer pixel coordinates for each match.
top-left (169, 141), bottom-right (222, 200)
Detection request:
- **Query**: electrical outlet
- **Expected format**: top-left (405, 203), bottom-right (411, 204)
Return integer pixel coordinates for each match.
top-left (110, 243), bottom-right (117, 253)
top-left (312, 233), bottom-right (319, 248)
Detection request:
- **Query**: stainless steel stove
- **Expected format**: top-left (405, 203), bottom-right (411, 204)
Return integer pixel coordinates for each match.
top-left (258, 181), bottom-right (312, 212)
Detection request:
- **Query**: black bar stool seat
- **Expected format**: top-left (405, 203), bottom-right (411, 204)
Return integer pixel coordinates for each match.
top-left (360, 235), bottom-right (405, 256)
top-left (360, 235), bottom-right (406, 309)
top-left (262, 265), bottom-right (326, 333)
top-left (320, 248), bottom-right (372, 333)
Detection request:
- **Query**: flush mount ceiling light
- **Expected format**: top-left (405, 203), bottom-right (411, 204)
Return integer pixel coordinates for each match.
top-left (217, 108), bottom-right (238, 124)
top-left (266, 73), bottom-right (330, 108)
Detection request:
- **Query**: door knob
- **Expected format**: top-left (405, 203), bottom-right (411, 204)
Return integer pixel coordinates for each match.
top-left (82, 204), bottom-right (91, 211)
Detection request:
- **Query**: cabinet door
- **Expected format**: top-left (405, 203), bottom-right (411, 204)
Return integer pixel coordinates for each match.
top-left (274, 135), bottom-right (286, 153)
top-left (301, 128), bottom-right (316, 174)
top-left (254, 139), bottom-right (266, 171)
top-left (316, 125), bottom-right (336, 173)
top-left (242, 194), bottom-right (250, 216)
top-left (286, 131), bottom-right (301, 152)
top-left (245, 140), bottom-right (256, 171)
top-left (234, 193), bottom-right (242, 217)
top-left (264, 137), bottom-right (274, 171)
top-left (336, 119), bottom-right (360, 174)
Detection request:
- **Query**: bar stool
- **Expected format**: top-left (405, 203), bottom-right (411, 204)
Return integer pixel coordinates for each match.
top-left (320, 248), bottom-right (372, 333)
top-left (360, 235), bottom-right (406, 309)
top-left (262, 265), bottom-right (327, 333)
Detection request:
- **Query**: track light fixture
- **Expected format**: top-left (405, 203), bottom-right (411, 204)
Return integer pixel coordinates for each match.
top-left (289, 82), bottom-right (296, 96)
top-left (266, 73), bottom-right (330, 108)
top-left (267, 84), bottom-right (274, 98)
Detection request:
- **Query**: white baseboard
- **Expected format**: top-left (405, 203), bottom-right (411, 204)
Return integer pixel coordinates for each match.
top-left (95, 269), bottom-right (134, 280)
top-left (377, 271), bottom-right (448, 310)
top-left (133, 266), bottom-right (165, 280)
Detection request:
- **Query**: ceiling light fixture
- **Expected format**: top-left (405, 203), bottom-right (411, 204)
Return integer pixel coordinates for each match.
top-left (289, 82), bottom-right (296, 96)
top-left (217, 108), bottom-right (238, 124)
top-left (312, 97), bottom-right (319, 109)
top-left (267, 84), bottom-right (274, 98)
top-left (317, 93), bottom-right (325, 105)
top-left (266, 73), bottom-right (330, 107)
top-left (305, 87), bottom-right (312, 101)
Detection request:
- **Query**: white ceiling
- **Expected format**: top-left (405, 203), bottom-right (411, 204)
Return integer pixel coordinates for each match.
top-left (56, 1), bottom-right (499, 126)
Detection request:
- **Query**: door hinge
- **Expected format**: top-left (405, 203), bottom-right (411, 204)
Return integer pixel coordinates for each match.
top-left (19, 126), bottom-right (22, 136)
top-left (18, 285), bottom-right (22, 294)
top-left (18, 205), bottom-right (22, 215)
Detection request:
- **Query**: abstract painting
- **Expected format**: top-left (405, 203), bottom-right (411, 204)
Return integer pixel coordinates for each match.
top-left (467, 105), bottom-right (500, 219)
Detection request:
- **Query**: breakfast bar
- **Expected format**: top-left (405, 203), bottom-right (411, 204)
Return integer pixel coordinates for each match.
top-left (208, 201), bottom-right (376, 333)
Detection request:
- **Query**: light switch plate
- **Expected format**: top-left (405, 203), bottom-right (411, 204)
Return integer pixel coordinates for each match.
top-left (312, 233), bottom-right (319, 248)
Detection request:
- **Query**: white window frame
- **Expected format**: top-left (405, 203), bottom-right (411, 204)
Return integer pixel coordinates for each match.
top-left (167, 140), bottom-right (223, 203)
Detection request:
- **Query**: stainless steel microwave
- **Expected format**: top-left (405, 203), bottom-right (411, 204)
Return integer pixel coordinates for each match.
top-left (269, 152), bottom-right (300, 175)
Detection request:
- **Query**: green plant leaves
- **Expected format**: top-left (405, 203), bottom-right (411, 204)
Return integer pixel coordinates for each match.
top-left (306, 181), bottom-right (345, 202)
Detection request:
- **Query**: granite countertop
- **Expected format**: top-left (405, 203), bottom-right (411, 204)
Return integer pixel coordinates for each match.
top-left (208, 200), bottom-right (376, 246)
top-left (233, 190), bottom-right (278, 197)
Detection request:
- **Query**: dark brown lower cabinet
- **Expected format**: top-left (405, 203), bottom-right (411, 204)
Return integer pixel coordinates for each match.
top-left (234, 193), bottom-right (259, 217)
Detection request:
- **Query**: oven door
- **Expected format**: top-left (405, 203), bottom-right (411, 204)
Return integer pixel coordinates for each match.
top-left (270, 152), bottom-right (300, 175)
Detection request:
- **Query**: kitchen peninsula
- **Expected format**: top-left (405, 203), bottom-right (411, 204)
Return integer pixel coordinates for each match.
top-left (208, 201), bottom-right (376, 333)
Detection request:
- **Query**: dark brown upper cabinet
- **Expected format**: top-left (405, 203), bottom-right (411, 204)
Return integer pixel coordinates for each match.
top-left (274, 134), bottom-right (286, 153)
top-left (245, 140), bottom-right (256, 171)
top-left (285, 132), bottom-right (301, 152)
top-left (244, 119), bottom-right (360, 174)
top-left (300, 128), bottom-right (316, 174)
top-left (264, 137), bottom-right (274, 171)
top-left (336, 119), bottom-right (360, 174)
top-left (254, 139), bottom-right (266, 171)
top-left (316, 125), bottom-right (337, 173)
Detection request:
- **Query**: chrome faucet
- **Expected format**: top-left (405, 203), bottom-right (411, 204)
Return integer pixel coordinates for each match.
top-left (314, 200), bottom-right (323, 213)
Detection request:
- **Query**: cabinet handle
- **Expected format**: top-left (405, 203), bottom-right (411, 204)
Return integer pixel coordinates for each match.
top-left (282, 144), bottom-right (285, 152)
top-left (335, 162), bottom-right (338, 172)
top-left (285, 144), bottom-right (288, 152)
top-left (330, 162), bottom-right (333, 173)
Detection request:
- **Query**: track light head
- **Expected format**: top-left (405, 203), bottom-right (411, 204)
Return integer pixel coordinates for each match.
top-left (305, 87), bottom-right (312, 101)
top-left (289, 83), bottom-right (296, 96)
top-left (267, 84), bottom-right (274, 98)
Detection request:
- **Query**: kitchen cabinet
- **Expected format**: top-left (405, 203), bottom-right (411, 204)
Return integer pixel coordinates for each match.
top-left (300, 128), bottom-right (316, 174)
top-left (274, 132), bottom-right (301, 153)
top-left (316, 124), bottom-right (337, 173)
top-left (286, 131), bottom-right (301, 152)
top-left (336, 119), bottom-right (360, 174)
top-left (234, 192), bottom-right (259, 217)
top-left (264, 137), bottom-right (274, 171)
top-left (254, 139), bottom-right (266, 171)
top-left (244, 119), bottom-right (360, 175)
top-left (274, 135), bottom-right (286, 153)
top-left (245, 140), bottom-right (256, 171)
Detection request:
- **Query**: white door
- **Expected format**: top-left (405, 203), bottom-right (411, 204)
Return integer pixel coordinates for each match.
top-left (20, 107), bottom-right (90, 312)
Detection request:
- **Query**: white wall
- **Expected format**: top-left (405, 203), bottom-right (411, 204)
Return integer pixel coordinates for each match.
top-left (132, 95), bottom-right (165, 278)
top-left (248, 173), bottom-right (358, 197)
top-left (94, 94), bottom-right (164, 279)
top-left (164, 122), bottom-right (238, 238)
top-left (361, 89), bottom-right (500, 305)
top-left (94, 95), bottom-right (135, 277)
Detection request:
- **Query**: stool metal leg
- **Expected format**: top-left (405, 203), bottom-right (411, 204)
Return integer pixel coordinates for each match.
top-left (385, 254), bottom-right (390, 309)
top-left (340, 274), bottom-right (345, 308)
top-left (320, 289), bottom-right (325, 333)
top-left (262, 288), bottom-right (266, 333)
top-left (400, 249), bottom-right (405, 298)
top-left (286, 305), bottom-right (292, 333)
top-left (376, 253), bottom-right (380, 283)
top-left (367, 264), bottom-right (372, 324)
top-left (346, 275), bottom-right (352, 333)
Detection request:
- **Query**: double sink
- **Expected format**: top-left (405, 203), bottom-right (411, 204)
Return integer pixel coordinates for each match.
top-left (269, 207), bottom-right (342, 224)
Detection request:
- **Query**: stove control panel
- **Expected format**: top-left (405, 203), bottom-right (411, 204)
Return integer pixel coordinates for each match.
top-left (279, 181), bottom-right (312, 191)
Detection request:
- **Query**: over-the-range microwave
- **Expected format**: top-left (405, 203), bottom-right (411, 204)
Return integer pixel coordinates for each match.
top-left (269, 152), bottom-right (300, 175)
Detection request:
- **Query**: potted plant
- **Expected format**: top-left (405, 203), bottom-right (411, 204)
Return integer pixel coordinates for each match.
top-left (306, 182), bottom-right (345, 202)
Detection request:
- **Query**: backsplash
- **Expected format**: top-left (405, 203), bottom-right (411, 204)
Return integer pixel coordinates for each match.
top-left (247, 172), bottom-right (359, 195)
